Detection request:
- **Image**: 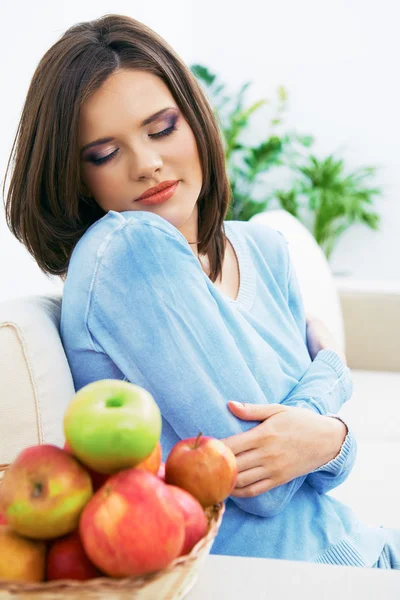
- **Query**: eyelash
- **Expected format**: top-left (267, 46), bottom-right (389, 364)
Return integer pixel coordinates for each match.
top-left (89, 124), bottom-right (178, 166)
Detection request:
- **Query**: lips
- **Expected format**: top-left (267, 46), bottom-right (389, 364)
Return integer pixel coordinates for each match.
top-left (135, 180), bottom-right (179, 201)
top-left (135, 182), bottom-right (180, 206)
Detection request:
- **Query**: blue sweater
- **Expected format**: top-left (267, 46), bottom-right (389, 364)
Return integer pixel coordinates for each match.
top-left (60, 209), bottom-right (387, 566)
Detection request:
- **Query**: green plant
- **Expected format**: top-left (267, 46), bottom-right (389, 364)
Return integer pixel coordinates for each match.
top-left (191, 64), bottom-right (381, 260)
top-left (276, 156), bottom-right (381, 259)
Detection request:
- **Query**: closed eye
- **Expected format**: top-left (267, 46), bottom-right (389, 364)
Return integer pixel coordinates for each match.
top-left (149, 124), bottom-right (177, 140)
top-left (88, 124), bottom-right (178, 166)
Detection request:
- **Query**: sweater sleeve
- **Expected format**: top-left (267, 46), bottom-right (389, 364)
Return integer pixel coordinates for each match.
top-left (305, 414), bottom-right (357, 494)
top-left (281, 237), bottom-right (353, 414)
top-left (282, 349), bottom-right (353, 414)
top-left (278, 233), bottom-right (357, 491)
top-left (86, 211), bottom-right (309, 519)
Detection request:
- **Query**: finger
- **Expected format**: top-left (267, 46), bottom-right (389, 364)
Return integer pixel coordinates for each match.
top-left (235, 448), bottom-right (263, 472)
top-left (230, 478), bottom-right (275, 498)
top-left (235, 466), bottom-right (267, 489)
top-left (227, 401), bottom-right (287, 422)
top-left (221, 428), bottom-right (259, 455)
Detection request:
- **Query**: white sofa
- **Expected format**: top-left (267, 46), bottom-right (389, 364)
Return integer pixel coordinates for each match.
top-left (1, 209), bottom-right (399, 531)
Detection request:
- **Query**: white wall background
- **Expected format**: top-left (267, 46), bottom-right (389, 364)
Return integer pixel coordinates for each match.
top-left (1, 0), bottom-right (399, 303)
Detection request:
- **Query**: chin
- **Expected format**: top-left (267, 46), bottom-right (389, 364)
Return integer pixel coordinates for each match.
top-left (150, 203), bottom-right (197, 231)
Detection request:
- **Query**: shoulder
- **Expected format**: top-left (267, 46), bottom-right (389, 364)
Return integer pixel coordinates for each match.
top-left (225, 218), bottom-right (290, 277)
top-left (70, 210), bottom-right (186, 269)
top-left (225, 217), bottom-right (288, 251)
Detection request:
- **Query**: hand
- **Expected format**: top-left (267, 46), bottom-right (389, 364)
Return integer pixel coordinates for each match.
top-left (221, 402), bottom-right (347, 498)
top-left (306, 315), bottom-right (347, 365)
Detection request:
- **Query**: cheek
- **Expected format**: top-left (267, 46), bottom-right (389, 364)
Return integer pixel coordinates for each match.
top-left (177, 136), bottom-right (197, 159)
top-left (175, 130), bottom-right (202, 177)
top-left (82, 165), bottom-right (122, 197)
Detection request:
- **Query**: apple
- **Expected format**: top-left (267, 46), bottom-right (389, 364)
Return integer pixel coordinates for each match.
top-left (0, 510), bottom-right (7, 525)
top-left (167, 485), bottom-right (208, 556)
top-left (79, 469), bottom-right (185, 577)
top-left (0, 524), bottom-right (46, 582)
top-left (135, 441), bottom-right (162, 474)
top-left (64, 379), bottom-right (162, 474)
top-left (64, 439), bottom-right (161, 487)
top-left (165, 433), bottom-right (237, 507)
top-left (46, 530), bottom-right (101, 581)
top-left (0, 444), bottom-right (92, 539)
top-left (63, 441), bottom-right (109, 492)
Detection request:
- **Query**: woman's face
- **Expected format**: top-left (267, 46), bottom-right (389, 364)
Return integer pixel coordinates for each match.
top-left (78, 68), bottom-right (203, 243)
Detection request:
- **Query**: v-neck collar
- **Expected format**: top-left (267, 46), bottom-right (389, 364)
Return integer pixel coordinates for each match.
top-left (214, 220), bottom-right (256, 311)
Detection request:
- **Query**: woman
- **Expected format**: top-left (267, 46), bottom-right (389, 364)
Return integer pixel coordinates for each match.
top-left (3, 14), bottom-right (399, 569)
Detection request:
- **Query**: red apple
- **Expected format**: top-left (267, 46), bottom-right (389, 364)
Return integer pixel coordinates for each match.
top-left (167, 485), bottom-right (208, 556)
top-left (0, 445), bottom-right (93, 539)
top-left (165, 433), bottom-right (237, 507)
top-left (0, 510), bottom-right (7, 525)
top-left (0, 524), bottom-right (46, 582)
top-left (63, 441), bottom-right (109, 492)
top-left (46, 530), bottom-right (101, 581)
top-left (135, 441), bottom-right (162, 474)
top-left (79, 469), bottom-right (185, 577)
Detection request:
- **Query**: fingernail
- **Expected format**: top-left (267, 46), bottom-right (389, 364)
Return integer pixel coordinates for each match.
top-left (230, 401), bottom-right (246, 407)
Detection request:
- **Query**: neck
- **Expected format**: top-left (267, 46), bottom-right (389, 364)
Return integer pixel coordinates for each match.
top-left (177, 203), bottom-right (201, 259)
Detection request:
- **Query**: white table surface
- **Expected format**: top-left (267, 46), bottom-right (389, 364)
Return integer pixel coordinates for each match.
top-left (187, 555), bottom-right (400, 599)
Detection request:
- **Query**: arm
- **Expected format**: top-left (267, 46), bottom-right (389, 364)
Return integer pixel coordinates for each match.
top-left (86, 211), bottom-right (308, 518)
top-left (217, 224), bottom-right (356, 505)
top-left (305, 414), bottom-right (357, 494)
top-left (280, 231), bottom-right (353, 415)
top-left (284, 353), bottom-right (358, 494)
top-left (221, 401), bottom-right (355, 498)
top-left (282, 348), bottom-right (353, 414)
top-left (278, 232), bottom-right (357, 492)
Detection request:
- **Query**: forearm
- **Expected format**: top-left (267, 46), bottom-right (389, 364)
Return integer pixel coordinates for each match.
top-left (281, 349), bottom-right (353, 415)
top-left (321, 416), bottom-right (349, 464)
top-left (281, 360), bottom-right (356, 492)
top-left (306, 414), bottom-right (357, 494)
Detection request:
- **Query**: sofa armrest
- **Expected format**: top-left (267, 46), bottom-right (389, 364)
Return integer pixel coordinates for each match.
top-left (336, 278), bottom-right (400, 372)
top-left (0, 294), bottom-right (74, 476)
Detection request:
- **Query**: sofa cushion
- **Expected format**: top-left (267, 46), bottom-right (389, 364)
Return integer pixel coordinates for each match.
top-left (332, 369), bottom-right (400, 529)
top-left (0, 294), bottom-right (74, 473)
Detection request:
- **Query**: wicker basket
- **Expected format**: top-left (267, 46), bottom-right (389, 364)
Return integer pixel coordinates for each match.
top-left (0, 503), bottom-right (224, 600)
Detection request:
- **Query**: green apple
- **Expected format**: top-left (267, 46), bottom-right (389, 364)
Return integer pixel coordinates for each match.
top-left (63, 379), bottom-right (162, 474)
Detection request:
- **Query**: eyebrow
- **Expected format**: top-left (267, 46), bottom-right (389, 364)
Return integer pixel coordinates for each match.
top-left (80, 107), bottom-right (175, 153)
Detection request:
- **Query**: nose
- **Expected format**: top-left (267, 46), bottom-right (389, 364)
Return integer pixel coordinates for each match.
top-left (128, 144), bottom-right (163, 181)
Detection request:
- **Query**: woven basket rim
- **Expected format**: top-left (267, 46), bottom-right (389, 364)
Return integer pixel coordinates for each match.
top-left (0, 502), bottom-right (225, 593)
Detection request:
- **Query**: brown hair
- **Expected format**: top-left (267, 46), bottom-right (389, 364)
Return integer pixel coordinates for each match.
top-left (3, 14), bottom-right (232, 283)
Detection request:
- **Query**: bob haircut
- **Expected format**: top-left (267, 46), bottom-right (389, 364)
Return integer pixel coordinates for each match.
top-left (3, 14), bottom-right (232, 283)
